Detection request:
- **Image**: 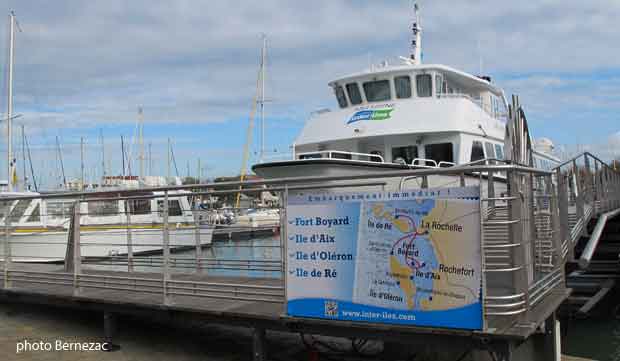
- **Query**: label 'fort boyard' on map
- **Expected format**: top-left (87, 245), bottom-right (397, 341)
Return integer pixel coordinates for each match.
top-left (285, 186), bottom-right (482, 330)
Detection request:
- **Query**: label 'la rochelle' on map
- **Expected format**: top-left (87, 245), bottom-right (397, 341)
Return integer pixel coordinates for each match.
top-left (285, 186), bottom-right (482, 330)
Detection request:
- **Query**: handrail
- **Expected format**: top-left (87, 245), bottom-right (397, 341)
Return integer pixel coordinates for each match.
top-left (553, 151), bottom-right (618, 173)
top-left (411, 158), bottom-right (437, 168)
top-left (0, 163), bottom-right (554, 202)
top-left (578, 208), bottom-right (620, 269)
top-left (297, 150), bottom-right (384, 163)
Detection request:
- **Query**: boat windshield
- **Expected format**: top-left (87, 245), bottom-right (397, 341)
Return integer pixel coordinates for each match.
top-left (363, 80), bottom-right (391, 102)
top-left (346, 83), bottom-right (363, 105)
top-left (394, 76), bottom-right (411, 99)
top-left (334, 86), bottom-right (348, 108)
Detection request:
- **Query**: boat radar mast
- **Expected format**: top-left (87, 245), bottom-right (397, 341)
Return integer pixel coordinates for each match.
top-left (410, 2), bottom-right (422, 65)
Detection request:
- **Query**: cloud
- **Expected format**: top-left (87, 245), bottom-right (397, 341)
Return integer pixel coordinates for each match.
top-left (0, 0), bottom-right (619, 184)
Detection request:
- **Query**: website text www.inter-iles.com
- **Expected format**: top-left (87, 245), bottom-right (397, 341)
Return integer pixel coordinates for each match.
top-left (341, 310), bottom-right (415, 321)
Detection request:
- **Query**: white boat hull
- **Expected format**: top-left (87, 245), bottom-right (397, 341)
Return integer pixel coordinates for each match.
top-left (1, 226), bottom-right (214, 263)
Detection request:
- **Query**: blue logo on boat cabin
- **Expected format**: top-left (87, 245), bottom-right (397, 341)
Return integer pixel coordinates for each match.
top-left (347, 108), bottom-right (393, 124)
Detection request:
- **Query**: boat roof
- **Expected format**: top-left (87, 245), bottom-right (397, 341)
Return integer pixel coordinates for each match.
top-left (328, 63), bottom-right (505, 98)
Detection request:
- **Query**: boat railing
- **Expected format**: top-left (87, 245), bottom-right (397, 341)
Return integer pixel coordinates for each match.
top-left (411, 158), bottom-right (437, 168)
top-left (297, 150), bottom-right (384, 163)
top-left (2, 157), bottom-right (620, 336)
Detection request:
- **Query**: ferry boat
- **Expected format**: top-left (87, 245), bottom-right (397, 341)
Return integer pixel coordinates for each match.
top-left (252, 4), bottom-right (559, 187)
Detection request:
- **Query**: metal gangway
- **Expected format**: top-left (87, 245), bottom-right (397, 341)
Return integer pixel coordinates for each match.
top-left (0, 154), bottom-right (618, 360)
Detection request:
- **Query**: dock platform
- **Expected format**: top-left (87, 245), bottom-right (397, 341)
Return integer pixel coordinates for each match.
top-left (0, 148), bottom-right (619, 360)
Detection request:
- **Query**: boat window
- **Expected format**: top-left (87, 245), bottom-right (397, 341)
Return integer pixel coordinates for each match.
top-left (47, 201), bottom-right (73, 219)
top-left (26, 204), bottom-right (40, 223)
top-left (334, 86), bottom-right (348, 108)
top-left (128, 199), bottom-right (151, 215)
top-left (435, 75), bottom-right (443, 98)
top-left (0, 201), bottom-right (12, 221)
top-left (299, 153), bottom-right (322, 160)
top-left (471, 141), bottom-right (485, 162)
top-left (416, 74), bottom-right (432, 97)
top-left (484, 142), bottom-right (496, 164)
top-left (157, 200), bottom-right (183, 217)
top-left (331, 152), bottom-right (352, 160)
top-left (394, 76), bottom-right (412, 99)
top-left (88, 200), bottom-right (119, 216)
top-left (392, 146), bottom-right (418, 165)
top-left (346, 83), bottom-right (363, 105)
top-left (8, 200), bottom-right (31, 222)
top-left (424, 143), bottom-right (454, 164)
top-left (363, 80), bottom-right (391, 102)
top-left (495, 144), bottom-right (504, 160)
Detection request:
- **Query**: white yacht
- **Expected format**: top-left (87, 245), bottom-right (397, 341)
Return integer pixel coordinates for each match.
top-left (252, 5), bottom-right (559, 185)
top-left (0, 189), bottom-right (214, 263)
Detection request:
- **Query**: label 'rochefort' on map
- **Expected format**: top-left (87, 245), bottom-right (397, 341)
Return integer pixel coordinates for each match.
top-left (285, 186), bottom-right (482, 330)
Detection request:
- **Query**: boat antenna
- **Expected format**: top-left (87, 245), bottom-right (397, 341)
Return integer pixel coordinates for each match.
top-left (409, 2), bottom-right (422, 65)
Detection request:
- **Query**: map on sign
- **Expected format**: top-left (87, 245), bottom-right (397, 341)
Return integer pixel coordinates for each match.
top-left (353, 199), bottom-right (480, 312)
top-left (285, 186), bottom-right (482, 330)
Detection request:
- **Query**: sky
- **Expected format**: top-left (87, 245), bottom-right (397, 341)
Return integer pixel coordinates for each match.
top-left (0, 0), bottom-right (619, 189)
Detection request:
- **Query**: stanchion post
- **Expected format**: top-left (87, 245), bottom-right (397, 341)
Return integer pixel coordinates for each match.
top-left (162, 190), bottom-right (172, 305)
top-left (193, 197), bottom-right (202, 273)
top-left (124, 198), bottom-right (134, 272)
top-left (73, 200), bottom-right (82, 296)
top-left (4, 203), bottom-right (12, 289)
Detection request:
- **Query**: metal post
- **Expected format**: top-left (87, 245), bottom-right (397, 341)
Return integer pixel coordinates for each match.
top-left (282, 185), bottom-right (289, 308)
top-left (507, 170), bottom-right (528, 321)
top-left (573, 160), bottom-right (584, 226)
top-left (73, 200), bottom-right (82, 296)
top-left (162, 190), bottom-right (171, 305)
top-left (193, 198), bottom-right (202, 273)
top-left (421, 175), bottom-right (428, 189)
top-left (252, 327), bottom-right (266, 361)
top-left (103, 311), bottom-right (119, 351)
top-left (556, 170), bottom-right (569, 260)
top-left (124, 199), bottom-right (134, 272)
top-left (593, 160), bottom-right (600, 214)
top-left (4, 204), bottom-right (12, 289)
top-left (549, 179), bottom-right (563, 265)
top-left (487, 169), bottom-right (495, 218)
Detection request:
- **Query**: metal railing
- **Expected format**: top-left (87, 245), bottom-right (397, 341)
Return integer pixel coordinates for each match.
top-left (297, 150), bottom-right (384, 163)
top-left (0, 155), bottom-right (619, 334)
top-left (552, 152), bottom-right (620, 263)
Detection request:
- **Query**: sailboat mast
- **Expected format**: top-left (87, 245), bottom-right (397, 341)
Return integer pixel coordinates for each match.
top-left (21, 124), bottom-right (25, 190)
top-left (80, 137), bottom-right (85, 191)
top-left (259, 34), bottom-right (267, 162)
top-left (138, 106), bottom-right (144, 179)
top-left (100, 129), bottom-right (106, 178)
top-left (6, 12), bottom-right (15, 191)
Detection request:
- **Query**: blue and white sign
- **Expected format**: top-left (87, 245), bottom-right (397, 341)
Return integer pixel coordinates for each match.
top-left (286, 187), bottom-right (482, 330)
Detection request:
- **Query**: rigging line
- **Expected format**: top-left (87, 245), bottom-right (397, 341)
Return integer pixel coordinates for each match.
top-left (170, 142), bottom-right (179, 177)
top-left (24, 129), bottom-right (37, 191)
